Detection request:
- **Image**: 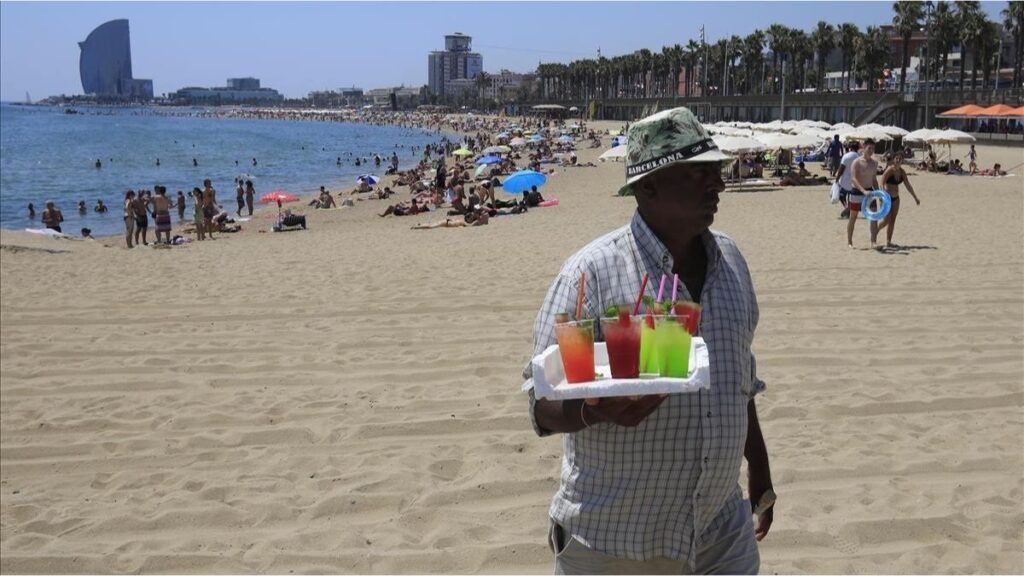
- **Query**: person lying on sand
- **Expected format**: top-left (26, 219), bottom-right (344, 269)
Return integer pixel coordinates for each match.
top-left (976, 163), bottom-right (1007, 177)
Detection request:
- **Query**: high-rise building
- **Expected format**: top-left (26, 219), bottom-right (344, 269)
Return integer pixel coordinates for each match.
top-left (78, 19), bottom-right (152, 98)
top-left (427, 33), bottom-right (483, 96)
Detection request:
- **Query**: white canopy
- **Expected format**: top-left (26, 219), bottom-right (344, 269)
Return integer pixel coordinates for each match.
top-left (754, 132), bottom-right (825, 149)
top-left (926, 129), bottom-right (976, 144)
top-left (712, 135), bottom-right (766, 154)
top-left (841, 127), bottom-right (893, 143)
top-left (903, 128), bottom-right (941, 142)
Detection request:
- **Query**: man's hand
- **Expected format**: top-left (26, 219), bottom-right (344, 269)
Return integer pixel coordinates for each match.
top-left (748, 465), bottom-right (774, 542)
top-left (584, 395), bottom-right (668, 427)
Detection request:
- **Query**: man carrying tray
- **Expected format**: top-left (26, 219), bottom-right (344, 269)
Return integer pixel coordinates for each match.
top-left (524, 107), bottom-right (774, 574)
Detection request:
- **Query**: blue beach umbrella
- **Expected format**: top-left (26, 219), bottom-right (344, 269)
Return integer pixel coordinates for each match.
top-left (501, 170), bottom-right (547, 194)
top-left (475, 155), bottom-right (502, 165)
top-left (530, 133), bottom-right (543, 142)
top-left (357, 174), bottom-right (379, 184)
top-left (558, 135), bottom-right (574, 143)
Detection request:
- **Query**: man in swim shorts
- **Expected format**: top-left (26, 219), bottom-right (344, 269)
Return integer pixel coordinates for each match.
top-left (834, 141), bottom-right (861, 221)
top-left (848, 139), bottom-right (880, 249)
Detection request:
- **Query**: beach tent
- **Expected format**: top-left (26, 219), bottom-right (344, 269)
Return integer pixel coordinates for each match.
top-left (599, 145), bottom-right (628, 161)
top-left (712, 135), bottom-right (765, 154)
top-left (937, 104), bottom-right (986, 118)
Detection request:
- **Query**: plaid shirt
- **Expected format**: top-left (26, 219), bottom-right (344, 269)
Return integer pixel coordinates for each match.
top-left (524, 210), bottom-right (765, 567)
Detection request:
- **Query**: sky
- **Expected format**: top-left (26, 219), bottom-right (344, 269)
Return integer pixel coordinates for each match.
top-left (0, 1), bottom-right (1009, 101)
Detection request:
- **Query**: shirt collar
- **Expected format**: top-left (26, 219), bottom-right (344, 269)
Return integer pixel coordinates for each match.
top-left (630, 210), bottom-right (721, 278)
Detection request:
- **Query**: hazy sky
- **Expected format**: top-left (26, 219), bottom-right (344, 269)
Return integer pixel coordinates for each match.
top-left (0, 1), bottom-right (1009, 101)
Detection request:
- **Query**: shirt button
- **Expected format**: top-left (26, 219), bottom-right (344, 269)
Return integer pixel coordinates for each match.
top-left (704, 456), bottom-right (710, 464)
top-left (706, 411), bottom-right (712, 418)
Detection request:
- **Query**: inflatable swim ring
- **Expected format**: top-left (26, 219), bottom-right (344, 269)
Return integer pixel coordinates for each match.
top-left (861, 190), bottom-right (891, 221)
top-left (538, 199), bottom-right (560, 208)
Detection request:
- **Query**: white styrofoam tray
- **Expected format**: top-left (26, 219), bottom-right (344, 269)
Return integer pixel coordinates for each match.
top-left (525, 337), bottom-right (710, 400)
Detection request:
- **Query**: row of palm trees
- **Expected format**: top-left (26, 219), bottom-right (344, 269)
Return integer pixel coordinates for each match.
top-left (530, 1), bottom-right (1022, 103)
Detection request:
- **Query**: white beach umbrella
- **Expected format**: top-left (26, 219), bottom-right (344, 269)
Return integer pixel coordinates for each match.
top-left (903, 128), bottom-right (940, 142)
top-left (509, 137), bottom-right (527, 147)
top-left (879, 125), bottom-right (910, 137)
top-left (841, 127), bottom-right (893, 143)
top-left (754, 132), bottom-right (824, 149)
top-left (599, 144), bottom-right (629, 161)
top-left (712, 135), bottom-right (766, 154)
top-left (926, 129), bottom-right (976, 144)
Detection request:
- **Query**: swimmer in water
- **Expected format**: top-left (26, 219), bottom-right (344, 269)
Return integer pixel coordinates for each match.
top-left (252, 158), bottom-right (258, 166)
top-left (27, 203), bottom-right (35, 218)
top-left (78, 200), bottom-right (87, 214)
top-left (156, 158), bottom-right (160, 166)
top-left (193, 158), bottom-right (198, 167)
top-left (95, 159), bottom-right (102, 169)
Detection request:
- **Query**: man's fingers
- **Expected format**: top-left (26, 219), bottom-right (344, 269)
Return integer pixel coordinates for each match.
top-left (754, 509), bottom-right (773, 542)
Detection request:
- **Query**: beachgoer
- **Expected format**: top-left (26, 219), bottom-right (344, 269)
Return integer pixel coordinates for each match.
top-left (95, 159), bottom-right (102, 169)
top-left (202, 179), bottom-right (218, 239)
top-left (192, 188), bottom-right (206, 240)
top-left (27, 203), bottom-right (35, 219)
top-left (156, 158), bottom-right (161, 167)
top-left (245, 180), bottom-right (255, 215)
top-left (78, 201), bottom-right (87, 214)
top-left (849, 138), bottom-right (880, 249)
top-left (152, 186), bottom-right (174, 244)
top-left (176, 191), bottom-right (187, 220)
top-left (123, 191), bottom-right (135, 248)
top-left (94, 199), bottom-right (108, 213)
top-left (252, 158), bottom-right (257, 166)
top-left (526, 107), bottom-right (773, 574)
top-left (132, 190), bottom-right (150, 245)
top-left (874, 153), bottom-right (920, 248)
top-left (834, 141), bottom-right (861, 220)
top-left (968, 144), bottom-right (978, 175)
top-left (235, 180), bottom-right (245, 216)
top-left (977, 163), bottom-right (1007, 176)
top-left (41, 201), bottom-right (64, 232)
top-left (81, 227), bottom-right (93, 239)
top-left (193, 158), bottom-right (198, 167)
top-left (827, 134), bottom-right (843, 177)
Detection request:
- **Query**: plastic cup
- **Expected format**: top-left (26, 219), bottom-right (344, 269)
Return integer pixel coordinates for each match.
top-left (639, 314), bottom-right (659, 375)
top-left (644, 315), bottom-right (692, 378)
top-left (672, 301), bottom-right (702, 336)
top-left (554, 319), bottom-right (595, 384)
top-left (600, 314), bottom-right (641, 379)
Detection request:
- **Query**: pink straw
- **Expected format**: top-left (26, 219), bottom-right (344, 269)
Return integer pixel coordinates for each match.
top-left (632, 273), bottom-right (649, 315)
top-left (671, 274), bottom-right (679, 305)
top-left (656, 273), bottom-right (667, 303)
top-left (574, 271), bottom-right (586, 320)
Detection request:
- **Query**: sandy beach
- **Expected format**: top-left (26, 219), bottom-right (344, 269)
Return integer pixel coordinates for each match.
top-left (1, 123), bottom-right (1022, 573)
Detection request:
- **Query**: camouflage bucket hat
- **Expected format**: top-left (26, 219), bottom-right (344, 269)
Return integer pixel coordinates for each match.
top-left (618, 107), bottom-right (732, 196)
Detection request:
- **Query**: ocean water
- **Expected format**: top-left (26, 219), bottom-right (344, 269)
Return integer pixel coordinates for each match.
top-left (0, 103), bottom-right (447, 236)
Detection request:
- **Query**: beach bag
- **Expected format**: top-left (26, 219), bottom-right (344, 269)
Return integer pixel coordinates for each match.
top-left (829, 182), bottom-right (841, 205)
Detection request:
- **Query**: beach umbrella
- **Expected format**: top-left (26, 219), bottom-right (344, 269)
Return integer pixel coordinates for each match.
top-left (496, 145), bottom-right (512, 153)
top-left (754, 132), bottom-right (824, 149)
top-left (475, 164), bottom-right (492, 178)
top-left (841, 127), bottom-right (892, 143)
top-left (475, 155), bottom-right (502, 165)
top-left (509, 137), bottom-right (527, 147)
top-left (926, 129), bottom-right (976, 144)
top-left (260, 191), bottom-right (299, 204)
top-left (831, 122), bottom-right (855, 131)
top-left (558, 135), bottom-right (574, 143)
top-left (452, 148), bottom-right (474, 157)
top-left (357, 174), bottom-right (380, 184)
top-left (599, 144), bottom-right (628, 161)
top-left (903, 128), bottom-right (940, 142)
top-left (530, 133), bottom-right (544, 142)
top-left (501, 170), bottom-right (547, 193)
top-left (879, 125), bottom-right (909, 137)
top-left (482, 146), bottom-right (504, 155)
top-left (712, 135), bottom-right (765, 154)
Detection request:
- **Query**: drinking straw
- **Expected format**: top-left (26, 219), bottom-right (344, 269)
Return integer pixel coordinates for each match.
top-left (632, 272), bottom-right (649, 315)
top-left (574, 270), bottom-right (586, 320)
top-left (671, 274), bottom-right (679, 305)
top-left (656, 273), bottom-right (667, 303)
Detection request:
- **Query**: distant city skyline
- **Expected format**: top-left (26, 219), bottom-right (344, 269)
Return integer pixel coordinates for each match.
top-left (0, 1), bottom-right (1009, 102)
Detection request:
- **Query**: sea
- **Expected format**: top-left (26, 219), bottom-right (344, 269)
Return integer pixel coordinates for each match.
top-left (0, 103), bottom-right (449, 237)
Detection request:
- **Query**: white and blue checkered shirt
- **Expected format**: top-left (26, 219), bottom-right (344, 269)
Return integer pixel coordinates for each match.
top-left (524, 210), bottom-right (765, 567)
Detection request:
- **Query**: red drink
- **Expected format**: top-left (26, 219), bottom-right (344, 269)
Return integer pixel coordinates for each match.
top-left (600, 312), bottom-right (641, 378)
top-left (554, 319), bottom-right (595, 384)
top-left (672, 302), bottom-right (702, 336)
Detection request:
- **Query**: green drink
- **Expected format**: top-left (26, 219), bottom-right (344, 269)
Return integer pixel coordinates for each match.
top-left (654, 316), bottom-right (691, 378)
top-left (639, 314), bottom-right (659, 375)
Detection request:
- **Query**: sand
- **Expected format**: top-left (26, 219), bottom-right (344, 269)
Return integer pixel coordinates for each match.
top-left (1, 126), bottom-right (1022, 574)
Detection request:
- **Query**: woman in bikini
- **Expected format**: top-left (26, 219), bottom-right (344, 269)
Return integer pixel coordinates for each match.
top-left (874, 153), bottom-right (921, 248)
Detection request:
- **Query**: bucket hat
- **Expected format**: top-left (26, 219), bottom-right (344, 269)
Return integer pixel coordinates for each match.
top-left (619, 107), bottom-right (731, 196)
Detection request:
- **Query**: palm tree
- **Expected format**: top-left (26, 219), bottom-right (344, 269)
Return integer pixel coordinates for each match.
top-left (979, 21), bottom-right (1001, 91)
top-left (742, 31), bottom-right (766, 95)
top-left (839, 23), bottom-right (861, 91)
top-left (893, 1), bottom-right (925, 93)
top-left (1002, 0), bottom-right (1024, 96)
top-left (789, 29), bottom-right (812, 91)
top-left (956, 1), bottom-right (984, 95)
top-left (932, 1), bottom-right (957, 82)
top-left (475, 71), bottom-right (490, 109)
top-left (812, 22), bottom-right (837, 92)
top-left (767, 24), bottom-right (790, 93)
top-left (856, 26), bottom-right (890, 90)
